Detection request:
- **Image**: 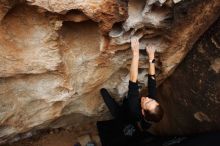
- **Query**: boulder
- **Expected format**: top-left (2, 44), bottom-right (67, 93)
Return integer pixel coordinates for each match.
top-left (0, 0), bottom-right (219, 144)
top-left (155, 19), bottom-right (220, 135)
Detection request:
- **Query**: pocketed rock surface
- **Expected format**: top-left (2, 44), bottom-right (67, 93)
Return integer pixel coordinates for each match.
top-left (0, 0), bottom-right (219, 144)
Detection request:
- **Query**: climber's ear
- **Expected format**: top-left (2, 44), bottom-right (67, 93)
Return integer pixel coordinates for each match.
top-left (141, 109), bottom-right (145, 116)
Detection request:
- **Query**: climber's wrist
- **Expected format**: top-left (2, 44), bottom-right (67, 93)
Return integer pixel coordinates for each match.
top-left (149, 59), bottom-right (155, 63)
top-left (148, 54), bottom-right (155, 60)
top-left (132, 51), bottom-right (139, 57)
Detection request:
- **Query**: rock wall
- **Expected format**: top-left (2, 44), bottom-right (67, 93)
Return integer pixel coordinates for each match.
top-left (0, 0), bottom-right (219, 144)
top-left (155, 18), bottom-right (220, 135)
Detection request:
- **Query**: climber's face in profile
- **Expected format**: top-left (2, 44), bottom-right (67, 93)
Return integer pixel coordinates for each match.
top-left (141, 97), bottom-right (159, 114)
top-left (140, 96), bottom-right (163, 122)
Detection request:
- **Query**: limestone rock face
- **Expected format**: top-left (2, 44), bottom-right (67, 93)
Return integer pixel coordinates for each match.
top-left (0, 5), bottom-right (61, 77)
top-left (0, 0), bottom-right (219, 144)
top-left (27, 0), bottom-right (128, 32)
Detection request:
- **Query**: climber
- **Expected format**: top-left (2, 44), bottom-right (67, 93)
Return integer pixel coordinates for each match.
top-left (97, 37), bottom-right (164, 146)
top-left (127, 37), bottom-right (164, 128)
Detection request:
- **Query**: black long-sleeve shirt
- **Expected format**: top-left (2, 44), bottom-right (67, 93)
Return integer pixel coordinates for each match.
top-left (126, 75), bottom-right (157, 129)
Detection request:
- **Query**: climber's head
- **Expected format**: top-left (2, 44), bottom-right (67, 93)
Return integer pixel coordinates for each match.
top-left (141, 97), bottom-right (163, 122)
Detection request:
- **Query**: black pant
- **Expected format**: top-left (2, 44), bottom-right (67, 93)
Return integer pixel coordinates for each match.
top-left (99, 88), bottom-right (142, 146)
top-left (103, 86), bottom-right (135, 115)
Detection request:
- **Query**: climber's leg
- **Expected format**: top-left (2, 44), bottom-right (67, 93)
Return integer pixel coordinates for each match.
top-left (100, 88), bottom-right (121, 118)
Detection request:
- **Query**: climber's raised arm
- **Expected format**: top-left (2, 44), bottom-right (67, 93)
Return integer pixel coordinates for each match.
top-left (146, 44), bottom-right (156, 98)
top-left (127, 37), bottom-right (141, 122)
top-left (130, 37), bottom-right (140, 82)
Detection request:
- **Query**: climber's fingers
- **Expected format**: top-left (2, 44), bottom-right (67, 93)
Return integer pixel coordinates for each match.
top-left (131, 37), bottom-right (140, 52)
top-left (146, 44), bottom-right (156, 55)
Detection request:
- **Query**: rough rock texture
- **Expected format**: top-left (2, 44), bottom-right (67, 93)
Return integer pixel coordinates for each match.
top-left (0, 5), bottom-right (61, 77)
top-left (155, 18), bottom-right (220, 135)
top-left (0, 0), bottom-right (220, 144)
top-left (27, 0), bottom-right (128, 32)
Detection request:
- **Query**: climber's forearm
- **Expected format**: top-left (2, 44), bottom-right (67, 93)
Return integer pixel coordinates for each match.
top-left (148, 53), bottom-right (155, 75)
top-left (130, 37), bottom-right (140, 82)
top-left (148, 63), bottom-right (155, 75)
top-left (130, 53), bottom-right (139, 82)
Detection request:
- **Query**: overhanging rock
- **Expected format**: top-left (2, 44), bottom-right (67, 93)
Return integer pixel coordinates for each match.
top-left (0, 0), bottom-right (219, 144)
